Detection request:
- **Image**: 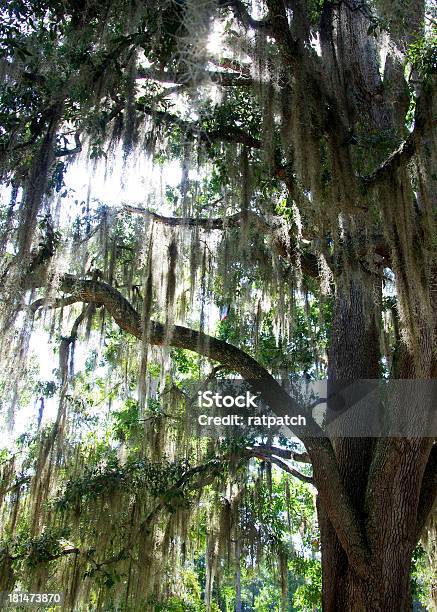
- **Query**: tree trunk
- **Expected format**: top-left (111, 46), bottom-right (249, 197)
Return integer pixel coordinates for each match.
top-left (317, 263), bottom-right (435, 610)
top-left (318, 500), bottom-right (414, 610)
top-left (319, 266), bottom-right (414, 611)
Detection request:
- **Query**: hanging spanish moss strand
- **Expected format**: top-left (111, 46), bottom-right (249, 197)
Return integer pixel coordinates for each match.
top-left (17, 103), bottom-right (64, 261)
top-left (138, 225), bottom-right (155, 412)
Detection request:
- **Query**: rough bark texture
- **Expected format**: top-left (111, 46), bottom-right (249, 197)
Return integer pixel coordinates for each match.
top-left (317, 268), bottom-right (379, 610)
top-left (317, 265), bottom-right (436, 611)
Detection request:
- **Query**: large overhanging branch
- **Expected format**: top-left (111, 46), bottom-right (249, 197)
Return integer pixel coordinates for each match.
top-left (249, 444), bottom-right (311, 463)
top-left (23, 272), bottom-right (372, 574)
top-left (36, 275), bottom-right (309, 403)
top-left (137, 66), bottom-right (253, 87)
top-left (122, 204), bottom-right (320, 277)
top-left (258, 455), bottom-right (313, 484)
top-left (94, 99), bottom-right (261, 151)
top-left (134, 102), bottom-right (262, 149)
top-left (122, 205), bottom-right (269, 231)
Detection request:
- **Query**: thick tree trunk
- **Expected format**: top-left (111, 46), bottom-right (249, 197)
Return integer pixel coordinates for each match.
top-left (318, 497), bottom-right (414, 611)
top-left (318, 267), bottom-right (415, 611)
top-left (318, 264), bottom-right (435, 610)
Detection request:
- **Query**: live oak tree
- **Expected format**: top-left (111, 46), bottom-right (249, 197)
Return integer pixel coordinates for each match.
top-left (0, 0), bottom-right (436, 610)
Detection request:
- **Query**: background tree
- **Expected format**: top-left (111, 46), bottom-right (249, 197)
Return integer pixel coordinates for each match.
top-left (0, 0), bottom-right (436, 610)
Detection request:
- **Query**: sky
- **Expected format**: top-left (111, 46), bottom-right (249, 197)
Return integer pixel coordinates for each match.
top-left (0, 2), bottom-right (326, 452)
top-left (0, 142), bottom-right (221, 449)
top-left (0, 9), bottom-right (232, 449)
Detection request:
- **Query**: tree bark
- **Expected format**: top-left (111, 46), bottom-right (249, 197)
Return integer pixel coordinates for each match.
top-left (319, 267), bottom-right (379, 610)
top-left (318, 265), bottom-right (436, 610)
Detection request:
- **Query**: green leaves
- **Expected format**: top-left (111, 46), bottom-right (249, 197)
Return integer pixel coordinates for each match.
top-left (171, 348), bottom-right (199, 376)
top-left (406, 32), bottom-right (437, 79)
top-left (112, 398), bottom-right (140, 441)
top-left (55, 455), bottom-right (191, 510)
top-left (34, 380), bottom-right (57, 398)
top-left (1, 526), bottom-right (71, 568)
top-left (290, 555), bottom-right (322, 611)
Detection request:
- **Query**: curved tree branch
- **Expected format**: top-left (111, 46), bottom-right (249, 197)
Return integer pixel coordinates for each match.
top-left (46, 275), bottom-right (312, 414)
top-left (263, 456), bottom-right (313, 484)
top-left (137, 66), bottom-right (253, 87)
top-left (122, 204), bottom-right (320, 277)
top-left (25, 273), bottom-right (372, 575)
top-left (28, 275), bottom-right (323, 441)
top-left (247, 450), bottom-right (314, 484)
top-left (122, 205), bottom-right (269, 231)
top-left (249, 444), bottom-right (311, 463)
top-left (134, 102), bottom-right (262, 149)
